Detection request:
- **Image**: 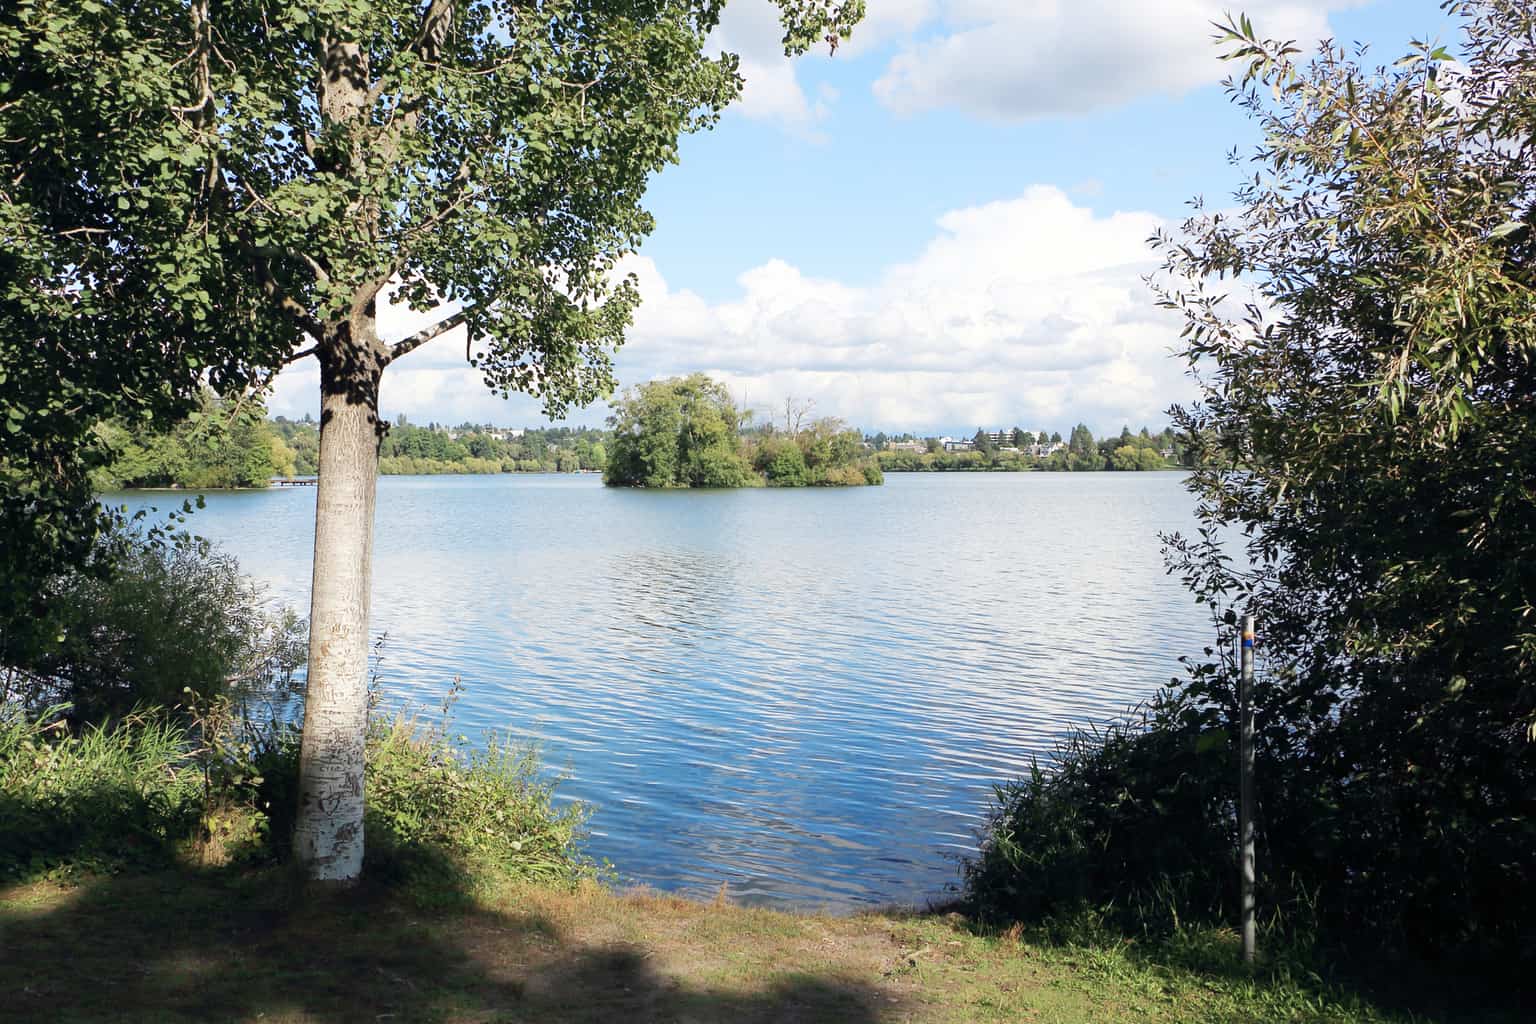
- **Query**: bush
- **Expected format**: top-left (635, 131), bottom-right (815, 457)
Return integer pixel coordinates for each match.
top-left (1, 530), bottom-right (305, 726)
top-left (758, 438), bottom-right (808, 486)
top-left (965, 692), bottom-right (1235, 935)
top-left (0, 696), bottom-right (593, 889)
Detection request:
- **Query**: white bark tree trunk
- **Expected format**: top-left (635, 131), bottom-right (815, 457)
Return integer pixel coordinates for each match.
top-left (293, 312), bottom-right (387, 882)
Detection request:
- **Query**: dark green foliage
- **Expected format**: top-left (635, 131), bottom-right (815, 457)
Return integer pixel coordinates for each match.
top-left (965, 694), bottom-right (1234, 932)
top-left (93, 393), bottom-right (287, 490)
top-left (0, 705), bottom-right (203, 878)
top-left (759, 437), bottom-right (810, 486)
top-left (969, 0), bottom-right (1536, 971)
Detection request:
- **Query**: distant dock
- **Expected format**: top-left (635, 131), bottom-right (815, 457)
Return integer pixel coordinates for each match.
top-left (272, 478), bottom-right (318, 487)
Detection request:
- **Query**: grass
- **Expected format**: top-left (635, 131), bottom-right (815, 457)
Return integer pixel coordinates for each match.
top-left (1, 867), bottom-right (1510, 1024)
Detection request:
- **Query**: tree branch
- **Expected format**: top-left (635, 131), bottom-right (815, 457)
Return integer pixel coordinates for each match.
top-left (246, 250), bottom-right (325, 342)
top-left (389, 307), bottom-right (468, 362)
top-left (408, 0), bottom-right (456, 61)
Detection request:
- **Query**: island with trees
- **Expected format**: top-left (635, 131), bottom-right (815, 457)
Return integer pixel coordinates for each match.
top-left (604, 374), bottom-right (882, 488)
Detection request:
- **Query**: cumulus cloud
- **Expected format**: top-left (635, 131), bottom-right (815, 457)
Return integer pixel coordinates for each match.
top-left (707, 0), bottom-right (830, 130)
top-left (699, 0), bottom-right (935, 132)
top-left (612, 186), bottom-right (1192, 434)
top-left (872, 0), bottom-right (1363, 120)
top-left (268, 187), bottom-right (1191, 434)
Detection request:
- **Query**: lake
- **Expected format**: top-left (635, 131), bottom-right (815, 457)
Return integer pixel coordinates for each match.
top-left (110, 471), bottom-right (1211, 910)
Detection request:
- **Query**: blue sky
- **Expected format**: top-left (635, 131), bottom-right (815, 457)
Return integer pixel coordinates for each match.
top-left (270, 0), bottom-right (1457, 437)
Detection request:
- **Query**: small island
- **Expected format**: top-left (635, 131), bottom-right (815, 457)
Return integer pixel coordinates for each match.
top-left (603, 374), bottom-right (882, 489)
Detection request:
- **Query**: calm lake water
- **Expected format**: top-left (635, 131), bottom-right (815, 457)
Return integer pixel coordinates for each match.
top-left (111, 472), bottom-right (1211, 910)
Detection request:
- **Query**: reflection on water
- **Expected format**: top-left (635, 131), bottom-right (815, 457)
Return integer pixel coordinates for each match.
top-left (111, 472), bottom-right (1210, 910)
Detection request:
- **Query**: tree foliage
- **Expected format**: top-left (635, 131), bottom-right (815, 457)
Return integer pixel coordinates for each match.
top-left (93, 393), bottom-right (289, 490)
top-left (969, 0), bottom-right (1536, 965)
top-left (3, 0), bottom-right (865, 879)
top-left (1149, 2), bottom-right (1536, 957)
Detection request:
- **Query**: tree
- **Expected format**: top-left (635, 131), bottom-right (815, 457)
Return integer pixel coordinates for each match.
top-left (759, 437), bottom-right (809, 486)
top-left (1067, 423), bottom-right (1095, 457)
top-left (1151, 2), bottom-right (1536, 954)
top-left (605, 374), bottom-right (752, 488)
top-left (4, 0), bottom-right (863, 882)
top-left (1, 6), bottom-right (294, 652)
top-left (972, 428), bottom-right (996, 457)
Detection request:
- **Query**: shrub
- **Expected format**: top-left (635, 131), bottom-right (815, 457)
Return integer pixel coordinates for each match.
top-left (0, 697), bottom-right (593, 889)
top-left (759, 439), bottom-right (809, 486)
top-left (1, 530), bottom-right (304, 726)
top-left (965, 692), bottom-right (1234, 935)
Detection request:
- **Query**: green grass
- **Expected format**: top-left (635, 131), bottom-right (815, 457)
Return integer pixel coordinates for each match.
top-left (0, 867), bottom-right (1509, 1024)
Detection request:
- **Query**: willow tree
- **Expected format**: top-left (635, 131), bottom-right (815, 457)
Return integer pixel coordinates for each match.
top-left (1, 0), bottom-right (861, 881)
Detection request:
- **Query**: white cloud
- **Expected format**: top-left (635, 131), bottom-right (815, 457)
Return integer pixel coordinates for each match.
top-left (707, 0), bottom-right (830, 131)
top-left (872, 0), bottom-right (1363, 121)
top-left (268, 190), bottom-right (1194, 436)
top-left (611, 186), bottom-right (1192, 434)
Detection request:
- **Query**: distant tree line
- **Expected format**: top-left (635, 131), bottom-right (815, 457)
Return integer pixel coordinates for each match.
top-left (604, 374), bottom-right (882, 488)
top-left (91, 392), bottom-right (296, 490)
top-left (375, 417), bottom-right (608, 476)
top-left (874, 424), bottom-right (1183, 472)
top-left (93, 410), bottom-right (610, 489)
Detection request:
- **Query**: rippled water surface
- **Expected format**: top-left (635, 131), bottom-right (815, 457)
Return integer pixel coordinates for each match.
top-left (113, 472), bottom-right (1210, 909)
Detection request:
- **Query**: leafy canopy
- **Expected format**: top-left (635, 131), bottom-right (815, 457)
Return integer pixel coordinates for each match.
top-left (1, 0), bottom-right (863, 611)
top-left (1149, 0), bottom-right (1536, 955)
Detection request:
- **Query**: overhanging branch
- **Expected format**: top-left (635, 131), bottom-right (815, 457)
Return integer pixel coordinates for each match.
top-left (389, 308), bottom-right (468, 362)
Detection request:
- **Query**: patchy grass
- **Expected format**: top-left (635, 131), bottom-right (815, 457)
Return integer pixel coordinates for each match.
top-left (0, 869), bottom-right (1506, 1024)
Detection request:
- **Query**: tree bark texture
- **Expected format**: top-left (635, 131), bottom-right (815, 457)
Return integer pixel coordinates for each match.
top-left (293, 311), bottom-right (387, 882)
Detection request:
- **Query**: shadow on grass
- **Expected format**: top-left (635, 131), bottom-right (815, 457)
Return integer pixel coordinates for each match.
top-left (0, 867), bottom-right (898, 1024)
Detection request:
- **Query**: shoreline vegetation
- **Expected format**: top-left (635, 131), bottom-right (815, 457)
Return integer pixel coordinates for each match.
top-left (875, 423), bottom-right (1183, 474)
top-left (88, 385), bottom-right (1183, 494)
top-left (87, 386), bottom-right (1185, 494)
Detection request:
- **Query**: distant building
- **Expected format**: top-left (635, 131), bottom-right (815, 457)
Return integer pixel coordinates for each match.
top-left (887, 440), bottom-right (927, 453)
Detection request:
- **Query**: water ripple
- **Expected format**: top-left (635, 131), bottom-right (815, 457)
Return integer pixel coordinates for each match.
top-left (111, 471), bottom-right (1210, 911)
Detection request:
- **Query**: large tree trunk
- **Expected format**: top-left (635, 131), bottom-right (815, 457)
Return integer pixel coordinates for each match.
top-left (294, 313), bottom-right (387, 882)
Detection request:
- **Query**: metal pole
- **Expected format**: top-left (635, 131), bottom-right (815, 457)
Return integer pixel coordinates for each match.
top-left (1239, 614), bottom-right (1257, 964)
